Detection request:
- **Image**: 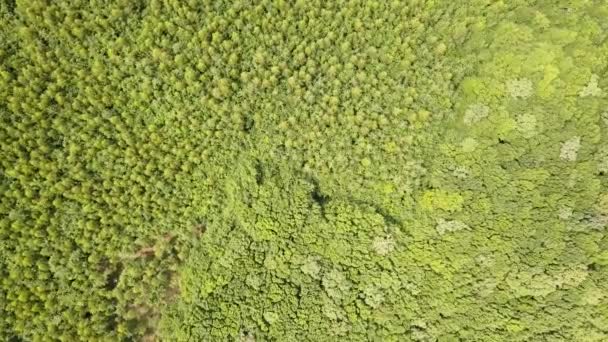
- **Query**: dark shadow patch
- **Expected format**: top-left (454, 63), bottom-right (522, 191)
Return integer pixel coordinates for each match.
top-left (254, 160), bottom-right (265, 185)
top-left (243, 116), bottom-right (255, 133)
top-left (312, 186), bottom-right (330, 206)
top-left (132, 1), bottom-right (147, 18)
top-left (348, 197), bottom-right (402, 226)
top-left (105, 263), bottom-right (123, 290)
top-left (374, 206), bottom-right (401, 227)
top-left (308, 177), bottom-right (330, 217)
top-left (4, 0), bottom-right (16, 15)
top-left (105, 313), bottom-right (118, 332)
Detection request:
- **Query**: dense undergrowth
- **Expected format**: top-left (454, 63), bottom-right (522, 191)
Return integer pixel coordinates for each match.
top-left (0, 0), bottom-right (607, 341)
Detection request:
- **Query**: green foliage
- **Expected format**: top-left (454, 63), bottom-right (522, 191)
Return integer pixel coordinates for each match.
top-left (0, 0), bottom-right (607, 341)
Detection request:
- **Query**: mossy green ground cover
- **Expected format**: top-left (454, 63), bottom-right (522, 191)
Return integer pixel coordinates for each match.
top-left (1, 0), bottom-right (607, 341)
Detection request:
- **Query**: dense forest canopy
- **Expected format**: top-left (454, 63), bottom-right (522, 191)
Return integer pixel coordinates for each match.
top-left (0, 0), bottom-right (607, 341)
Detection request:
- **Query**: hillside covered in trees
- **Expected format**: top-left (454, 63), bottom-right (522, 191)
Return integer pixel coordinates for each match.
top-left (1, 0), bottom-right (607, 341)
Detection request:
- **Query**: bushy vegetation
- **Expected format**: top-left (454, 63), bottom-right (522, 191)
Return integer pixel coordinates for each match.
top-left (0, 0), bottom-right (607, 341)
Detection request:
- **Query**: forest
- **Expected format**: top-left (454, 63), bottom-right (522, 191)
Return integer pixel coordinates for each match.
top-left (0, 0), bottom-right (607, 341)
